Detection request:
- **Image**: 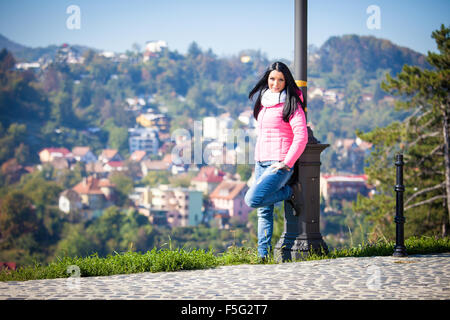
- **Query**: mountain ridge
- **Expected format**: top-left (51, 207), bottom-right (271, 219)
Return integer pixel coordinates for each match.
top-left (0, 33), bottom-right (98, 62)
top-left (1, 32), bottom-right (428, 70)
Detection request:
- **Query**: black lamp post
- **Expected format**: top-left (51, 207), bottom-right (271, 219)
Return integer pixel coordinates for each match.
top-left (275, 0), bottom-right (328, 262)
top-left (294, 0), bottom-right (308, 117)
top-left (393, 154), bottom-right (407, 257)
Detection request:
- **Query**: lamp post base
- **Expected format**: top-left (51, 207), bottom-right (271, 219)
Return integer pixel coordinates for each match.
top-left (274, 141), bottom-right (329, 263)
top-left (275, 233), bottom-right (328, 262)
top-left (393, 245), bottom-right (408, 257)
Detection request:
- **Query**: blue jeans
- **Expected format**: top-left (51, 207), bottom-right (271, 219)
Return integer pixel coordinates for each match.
top-left (244, 160), bottom-right (294, 258)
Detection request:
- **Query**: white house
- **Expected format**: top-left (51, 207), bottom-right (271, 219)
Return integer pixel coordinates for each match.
top-left (150, 185), bottom-right (203, 227)
top-left (38, 148), bottom-right (72, 163)
top-left (145, 40), bottom-right (168, 53)
top-left (141, 159), bottom-right (171, 176)
top-left (323, 89), bottom-right (338, 103)
top-left (15, 62), bottom-right (41, 70)
top-left (100, 51), bottom-right (115, 59)
top-left (203, 116), bottom-right (218, 140)
top-left (308, 87), bottom-right (324, 100)
top-left (217, 113), bottom-right (234, 143)
top-left (128, 128), bottom-right (159, 155)
top-left (59, 189), bottom-right (82, 214)
top-left (202, 113), bottom-right (234, 142)
top-left (125, 97), bottom-right (146, 110)
top-left (103, 161), bottom-right (127, 173)
top-left (238, 109), bottom-right (256, 128)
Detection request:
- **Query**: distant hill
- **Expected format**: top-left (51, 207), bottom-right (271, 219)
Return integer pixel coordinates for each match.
top-left (0, 33), bottom-right (98, 62)
top-left (0, 32), bottom-right (431, 150)
top-left (310, 34), bottom-right (429, 86)
top-left (0, 34), bottom-right (29, 53)
top-left (1, 32), bottom-right (428, 77)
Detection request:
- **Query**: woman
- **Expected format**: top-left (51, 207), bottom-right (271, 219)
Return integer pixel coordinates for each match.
top-left (244, 61), bottom-right (308, 260)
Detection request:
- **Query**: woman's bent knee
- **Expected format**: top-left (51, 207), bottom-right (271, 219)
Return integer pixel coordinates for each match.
top-left (244, 190), bottom-right (261, 208)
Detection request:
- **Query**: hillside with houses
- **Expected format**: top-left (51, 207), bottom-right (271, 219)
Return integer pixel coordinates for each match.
top-left (0, 33), bottom-right (430, 266)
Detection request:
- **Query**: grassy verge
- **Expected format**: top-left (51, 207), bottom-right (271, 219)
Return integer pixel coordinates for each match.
top-left (303, 235), bottom-right (450, 261)
top-left (1, 236), bottom-right (449, 282)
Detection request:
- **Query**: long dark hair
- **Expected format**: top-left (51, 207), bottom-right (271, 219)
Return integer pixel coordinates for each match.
top-left (249, 61), bottom-right (305, 122)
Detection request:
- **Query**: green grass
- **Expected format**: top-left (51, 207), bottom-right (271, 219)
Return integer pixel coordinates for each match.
top-left (1, 236), bottom-right (449, 282)
top-left (303, 236), bottom-right (450, 261)
top-left (0, 248), bottom-right (220, 282)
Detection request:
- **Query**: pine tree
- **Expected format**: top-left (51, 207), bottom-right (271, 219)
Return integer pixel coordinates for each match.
top-left (353, 25), bottom-right (449, 239)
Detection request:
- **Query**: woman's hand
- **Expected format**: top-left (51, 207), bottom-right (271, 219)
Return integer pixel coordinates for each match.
top-left (269, 161), bottom-right (291, 173)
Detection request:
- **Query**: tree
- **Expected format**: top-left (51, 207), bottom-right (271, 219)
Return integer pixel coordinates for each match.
top-left (354, 25), bottom-right (450, 239)
top-left (104, 119), bottom-right (129, 157)
top-left (187, 41), bottom-right (202, 59)
top-left (54, 223), bottom-right (93, 258)
top-left (0, 48), bottom-right (16, 72)
top-left (73, 78), bottom-right (92, 109)
top-left (0, 191), bottom-right (38, 242)
top-left (236, 164), bottom-right (252, 181)
top-left (0, 123), bottom-right (28, 165)
top-left (109, 172), bottom-right (134, 196)
top-left (51, 91), bottom-right (77, 127)
top-left (21, 171), bottom-right (63, 210)
top-left (85, 206), bottom-right (124, 256)
top-left (108, 172), bottom-right (134, 207)
top-left (169, 173), bottom-right (194, 188)
top-left (142, 171), bottom-right (169, 186)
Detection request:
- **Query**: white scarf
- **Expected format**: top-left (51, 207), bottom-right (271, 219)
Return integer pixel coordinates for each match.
top-left (261, 89), bottom-right (286, 107)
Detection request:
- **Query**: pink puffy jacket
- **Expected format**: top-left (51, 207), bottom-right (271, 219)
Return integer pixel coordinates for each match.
top-left (254, 92), bottom-right (308, 168)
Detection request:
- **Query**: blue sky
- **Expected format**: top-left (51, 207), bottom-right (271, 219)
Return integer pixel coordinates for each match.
top-left (0, 0), bottom-right (449, 60)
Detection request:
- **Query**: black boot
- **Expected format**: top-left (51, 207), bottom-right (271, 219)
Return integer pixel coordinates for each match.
top-left (287, 182), bottom-right (303, 216)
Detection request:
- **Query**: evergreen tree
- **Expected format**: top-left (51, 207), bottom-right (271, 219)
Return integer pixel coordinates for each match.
top-left (354, 25), bottom-right (450, 239)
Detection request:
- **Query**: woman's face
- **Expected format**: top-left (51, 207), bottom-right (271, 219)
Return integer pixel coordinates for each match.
top-left (268, 70), bottom-right (286, 93)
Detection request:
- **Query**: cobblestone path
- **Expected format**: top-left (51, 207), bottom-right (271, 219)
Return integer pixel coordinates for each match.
top-left (1, 253), bottom-right (449, 300)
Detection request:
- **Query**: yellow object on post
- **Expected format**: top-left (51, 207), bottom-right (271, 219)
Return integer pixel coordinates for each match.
top-left (295, 80), bottom-right (307, 112)
top-left (295, 80), bottom-right (307, 87)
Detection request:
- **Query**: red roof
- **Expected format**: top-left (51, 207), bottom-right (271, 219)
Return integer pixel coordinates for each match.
top-left (106, 161), bottom-right (124, 167)
top-left (129, 150), bottom-right (147, 162)
top-left (322, 174), bottom-right (368, 182)
top-left (0, 262), bottom-right (16, 270)
top-left (72, 146), bottom-right (91, 156)
top-left (210, 180), bottom-right (247, 200)
top-left (192, 166), bottom-right (225, 183)
top-left (72, 176), bottom-right (114, 195)
top-left (100, 149), bottom-right (118, 159)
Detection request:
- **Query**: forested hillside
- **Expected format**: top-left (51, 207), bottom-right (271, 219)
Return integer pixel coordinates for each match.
top-left (0, 33), bottom-right (429, 167)
top-left (0, 32), bottom-right (436, 266)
